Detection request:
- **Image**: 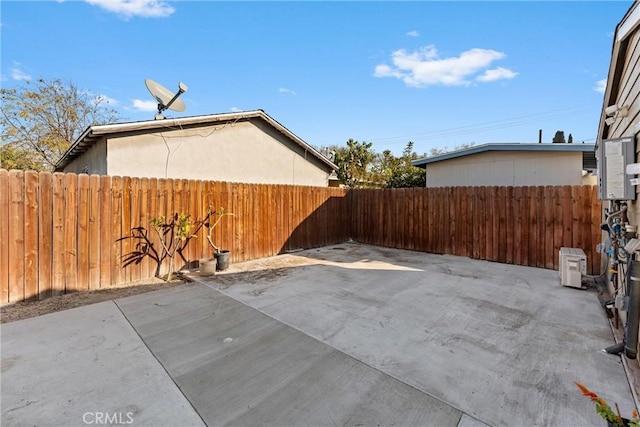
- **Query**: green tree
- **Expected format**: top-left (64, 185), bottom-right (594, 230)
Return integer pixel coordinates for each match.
top-left (386, 141), bottom-right (426, 188)
top-left (370, 149), bottom-right (399, 185)
top-left (0, 78), bottom-right (119, 171)
top-left (333, 139), bottom-right (377, 187)
top-left (332, 140), bottom-right (428, 188)
top-left (552, 130), bottom-right (566, 143)
top-left (0, 143), bottom-right (42, 170)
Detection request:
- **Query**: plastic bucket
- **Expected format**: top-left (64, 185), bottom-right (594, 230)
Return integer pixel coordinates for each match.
top-left (215, 250), bottom-right (230, 271)
top-left (199, 258), bottom-right (217, 276)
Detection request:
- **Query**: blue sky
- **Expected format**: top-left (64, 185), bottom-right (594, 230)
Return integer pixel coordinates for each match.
top-left (0, 0), bottom-right (632, 155)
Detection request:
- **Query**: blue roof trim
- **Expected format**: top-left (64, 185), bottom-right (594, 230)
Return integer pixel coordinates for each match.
top-left (412, 143), bottom-right (596, 168)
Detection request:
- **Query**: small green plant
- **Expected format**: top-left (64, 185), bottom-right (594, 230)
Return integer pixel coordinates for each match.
top-left (150, 212), bottom-right (196, 281)
top-left (575, 382), bottom-right (639, 427)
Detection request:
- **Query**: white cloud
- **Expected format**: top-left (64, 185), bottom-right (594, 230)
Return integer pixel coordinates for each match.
top-left (132, 99), bottom-right (158, 112)
top-left (406, 30), bottom-right (420, 37)
top-left (374, 45), bottom-right (517, 87)
top-left (477, 67), bottom-right (518, 82)
top-left (10, 61), bottom-right (31, 81)
top-left (278, 87), bottom-right (297, 95)
top-left (11, 68), bottom-right (31, 81)
top-left (374, 64), bottom-right (403, 80)
top-left (84, 0), bottom-right (175, 19)
top-left (230, 107), bottom-right (241, 112)
top-left (594, 79), bottom-right (607, 94)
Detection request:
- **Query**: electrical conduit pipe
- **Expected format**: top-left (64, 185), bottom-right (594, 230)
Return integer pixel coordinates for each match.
top-left (626, 260), bottom-right (640, 359)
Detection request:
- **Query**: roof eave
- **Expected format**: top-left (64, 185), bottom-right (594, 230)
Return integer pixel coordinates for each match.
top-left (55, 110), bottom-right (337, 172)
top-left (412, 143), bottom-right (596, 168)
top-left (255, 111), bottom-right (338, 171)
top-left (597, 1), bottom-right (639, 142)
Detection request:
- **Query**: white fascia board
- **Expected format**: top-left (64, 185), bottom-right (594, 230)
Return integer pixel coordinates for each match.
top-left (617, 2), bottom-right (640, 42)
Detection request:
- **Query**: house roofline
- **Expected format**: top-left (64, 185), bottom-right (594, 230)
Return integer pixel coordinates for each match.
top-left (55, 109), bottom-right (337, 172)
top-left (616, 0), bottom-right (640, 43)
top-left (597, 1), bottom-right (639, 142)
top-left (411, 142), bottom-right (596, 168)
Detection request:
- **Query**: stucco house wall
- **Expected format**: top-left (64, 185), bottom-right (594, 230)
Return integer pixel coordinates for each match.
top-left (424, 150), bottom-right (584, 188)
top-left (63, 137), bottom-right (107, 175)
top-left (56, 111), bottom-right (335, 187)
top-left (104, 119), bottom-right (328, 186)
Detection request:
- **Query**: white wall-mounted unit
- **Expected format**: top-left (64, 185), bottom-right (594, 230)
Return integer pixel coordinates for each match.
top-left (559, 247), bottom-right (587, 288)
top-left (597, 136), bottom-right (636, 200)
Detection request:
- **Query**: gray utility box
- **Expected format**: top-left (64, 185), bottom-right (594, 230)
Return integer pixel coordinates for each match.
top-left (559, 247), bottom-right (587, 288)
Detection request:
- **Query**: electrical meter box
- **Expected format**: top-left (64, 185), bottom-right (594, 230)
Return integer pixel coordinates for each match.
top-left (559, 247), bottom-right (587, 288)
top-left (597, 136), bottom-right (636, 200)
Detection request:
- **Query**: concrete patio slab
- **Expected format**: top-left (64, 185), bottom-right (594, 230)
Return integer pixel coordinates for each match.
top-left (116, 285), bottom-right (464, 426)
top-left (1, 301), bottom-right (204, 426)
top-left (2, 242), bottom-right (636, 427)
top-left (197, 243), bottom-right (637, 427)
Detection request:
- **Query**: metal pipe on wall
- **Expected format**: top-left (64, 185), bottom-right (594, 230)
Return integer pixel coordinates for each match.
top-left (626, 259), bottom-right (640, 359)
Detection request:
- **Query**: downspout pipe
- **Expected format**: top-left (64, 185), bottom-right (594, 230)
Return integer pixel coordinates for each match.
top-left (626, 260), bottom-right (640, 359)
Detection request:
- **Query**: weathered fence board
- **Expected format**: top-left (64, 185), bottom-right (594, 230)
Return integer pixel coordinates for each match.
top-left (63, 173), bottom-right (77, 293)
top-left (38, 171), bottom-right (52, 299)
top-left (24, 171), bottom-right (39, 300)
top-left (77, 174), bottom-right (89, 292)
top-left (9, 170), bottom-right (24, 303)
top-left (0, 170), bottom-right (8, 303)
top-left (51, 173), bottom-right (65, 296)
top-left (543, 186), bottom-right (554, 270)
top-left (99, 175), bottom-right (112, 288)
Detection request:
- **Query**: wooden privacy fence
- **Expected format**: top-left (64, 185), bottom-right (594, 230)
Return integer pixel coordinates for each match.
top-left (1, 169), bottom-right (603, 304)
top-left (0, 170), bottom-right (349, 304)
top-left (350, 186), bottom-right (602, 274)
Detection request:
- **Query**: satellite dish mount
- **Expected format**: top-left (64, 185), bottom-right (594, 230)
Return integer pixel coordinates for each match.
top-left (145, 79), bottom-right (188, 120)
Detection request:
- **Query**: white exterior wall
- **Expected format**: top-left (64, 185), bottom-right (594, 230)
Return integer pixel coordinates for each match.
top-left (103, 119), bottom-right (330, 186)
top-left (62, 138), bottom-right (107, 175)
top-left (426, 151), bottom-right (584, 187)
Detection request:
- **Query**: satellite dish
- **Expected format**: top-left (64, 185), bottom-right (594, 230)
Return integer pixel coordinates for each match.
top-left (145, 79), bottom-right (188, 120)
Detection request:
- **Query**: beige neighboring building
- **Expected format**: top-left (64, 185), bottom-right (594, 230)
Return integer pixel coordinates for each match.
top-left (412, 143), bottom-right (596, 188)
top-left (55, 110), bottom-right (337, 187)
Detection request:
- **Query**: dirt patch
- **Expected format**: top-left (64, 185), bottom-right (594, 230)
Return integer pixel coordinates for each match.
top-left (0, 245), bottom-right (349, 324)
top-left (193, 253), bottom-right (313, 290)
top-left (213, 268), bottom-right (293, 289)
top-left (1, 278), bottom-right (184, 324)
